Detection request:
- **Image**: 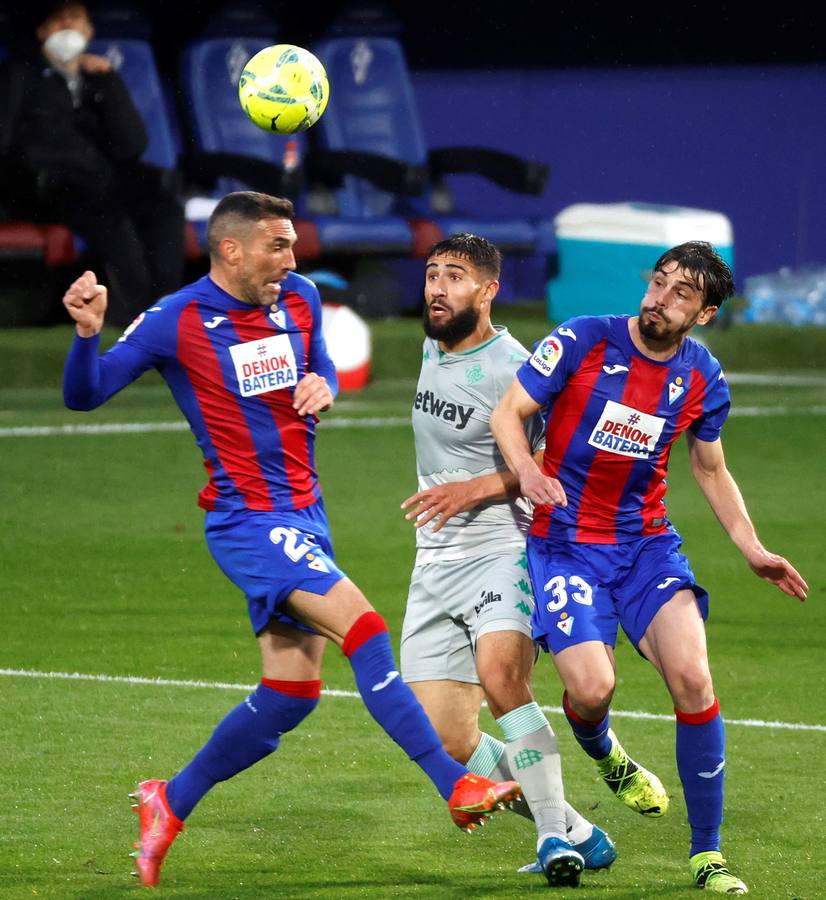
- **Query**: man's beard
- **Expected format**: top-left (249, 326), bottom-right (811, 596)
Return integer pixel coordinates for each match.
top-left (422, 304), bottom-right (479, 344)
top-left (638, 309), bottom-right (671, 341)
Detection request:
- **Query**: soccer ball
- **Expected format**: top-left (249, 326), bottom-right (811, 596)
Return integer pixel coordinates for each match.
top-left (238, 44), bottom-right (329, 134)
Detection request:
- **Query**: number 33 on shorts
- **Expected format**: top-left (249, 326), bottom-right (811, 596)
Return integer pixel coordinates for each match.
top-left (270, 526), bottom-right (331, 573)
top-left (542, 575), bottom-right (594, 611)
top-left (537, 574), bottom-right (597, 642)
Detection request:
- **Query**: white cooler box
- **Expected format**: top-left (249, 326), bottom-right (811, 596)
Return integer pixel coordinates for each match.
top-left (546, 203), bottom-right (734, 321)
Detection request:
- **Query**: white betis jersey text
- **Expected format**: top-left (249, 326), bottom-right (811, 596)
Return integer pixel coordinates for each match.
top-left (412, 327), bottom-right (544, 564)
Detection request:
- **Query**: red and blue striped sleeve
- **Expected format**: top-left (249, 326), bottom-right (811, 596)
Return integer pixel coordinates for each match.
top-left (688, 365), bottom-right (730, 441)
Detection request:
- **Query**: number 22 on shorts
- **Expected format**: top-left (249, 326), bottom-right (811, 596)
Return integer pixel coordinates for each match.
top-left (269, 526), bottom-right (330, 572)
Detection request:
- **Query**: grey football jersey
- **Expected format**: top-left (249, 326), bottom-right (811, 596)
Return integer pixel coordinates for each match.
top-left (412, 327), bottom-right (544, 563)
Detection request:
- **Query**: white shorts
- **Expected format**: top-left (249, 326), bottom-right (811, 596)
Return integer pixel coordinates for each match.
top-left (400, 548), bottom-right (535, 684)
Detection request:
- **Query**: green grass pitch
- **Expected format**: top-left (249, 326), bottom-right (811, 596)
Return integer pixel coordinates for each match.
top-left (0, 315), bottom-right (824, 898)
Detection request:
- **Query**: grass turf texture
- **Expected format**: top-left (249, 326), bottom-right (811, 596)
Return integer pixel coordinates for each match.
top-left (1, 314), bottom-right (824, 898)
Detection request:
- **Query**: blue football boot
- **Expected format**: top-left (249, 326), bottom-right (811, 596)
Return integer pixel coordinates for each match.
top-left (519, 824), bottom-right (617, 874)
top-left (537, 836), bottom-right (584, 887)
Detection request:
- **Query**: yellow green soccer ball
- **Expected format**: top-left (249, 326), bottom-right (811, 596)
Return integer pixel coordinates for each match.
top-left (238, 44), bottom-right (330, 134)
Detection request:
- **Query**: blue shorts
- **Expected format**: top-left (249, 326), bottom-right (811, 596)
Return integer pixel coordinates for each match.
top-left (205, 501), bottom-right (347, 636)
top-left (526, 532), bottom-right (709, 655)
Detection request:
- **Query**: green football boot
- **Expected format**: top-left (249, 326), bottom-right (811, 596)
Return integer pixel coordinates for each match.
top-left (596, 729), bottom-right (669, 816)
top-left (690, 851), bottom-right (748, 894)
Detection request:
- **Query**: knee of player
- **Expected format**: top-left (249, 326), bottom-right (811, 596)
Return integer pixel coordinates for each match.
top-left (339, 609), bottom-right (389, 656)
top-left (568, 677), bottom-right (616, 715)
top-left (479, 664), bottom-right (532, 712)
top-left (667, 662), bottom-right (714, 707)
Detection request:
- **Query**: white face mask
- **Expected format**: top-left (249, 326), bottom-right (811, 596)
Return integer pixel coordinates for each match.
top-left (43, 29), bottom-right (88, 65)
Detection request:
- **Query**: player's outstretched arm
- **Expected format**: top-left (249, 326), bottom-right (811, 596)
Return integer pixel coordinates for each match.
top-left (63, 270), bottom-right (107, 337)
top-left (63, 271), bottom-right (159, 411)
top-left (491, 380), bottom-right (566, 508)
top-left (401, 470), bottom-right (518, 532)
top-left (401, 450), bottom-right (545, 532)
top-left (687, 433), bottom-right (808, 601)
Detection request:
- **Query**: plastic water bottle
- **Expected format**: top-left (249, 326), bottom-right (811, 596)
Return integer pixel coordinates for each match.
top-left (743, 266), bottom-right (826, 325)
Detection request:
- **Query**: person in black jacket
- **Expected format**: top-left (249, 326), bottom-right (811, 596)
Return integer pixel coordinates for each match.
top-left (0, 2), bottom-right (185, 325)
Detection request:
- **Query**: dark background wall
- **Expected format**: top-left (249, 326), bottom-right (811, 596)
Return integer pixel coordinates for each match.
top-left (99, 1), bottom-right (826, 70)
top-left (8, 2), bottom-right (825, 293)
top-left (413, 64), bottom-right (826, 288)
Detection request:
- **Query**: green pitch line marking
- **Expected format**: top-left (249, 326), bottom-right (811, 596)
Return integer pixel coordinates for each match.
top-left (1, 668), bottom-right (824, 733)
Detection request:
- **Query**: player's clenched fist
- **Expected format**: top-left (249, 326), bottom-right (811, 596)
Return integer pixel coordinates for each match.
top-left (63, 270), bottom-right (107, 337)
top-left (293, 372), bottom-right (334, 417)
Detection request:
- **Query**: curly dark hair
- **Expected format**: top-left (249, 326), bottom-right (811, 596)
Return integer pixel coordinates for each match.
top-left (653, 241), bottom-right (734, 308)
top-left (426, 233), bottom-right (503, 279)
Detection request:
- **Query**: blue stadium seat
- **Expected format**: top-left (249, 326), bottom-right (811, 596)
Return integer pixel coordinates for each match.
top-left (312, 37), bottom-right (549, 256)
top-left (180, 36), bottom-right (421, 257)
top-left (179, 37), bottom-right (322, 259)
top-left (180, 36), bottom-right (288, 196)
top-left (88, 38), bottom-right (178, 170)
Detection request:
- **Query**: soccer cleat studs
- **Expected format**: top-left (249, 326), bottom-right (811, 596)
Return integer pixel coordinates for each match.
top-left (597, 729), bottom-right (669, 817)
top-left (448, 773), bottom-right (522, 831)
top-left (129, 779), bottom-right (184, 887)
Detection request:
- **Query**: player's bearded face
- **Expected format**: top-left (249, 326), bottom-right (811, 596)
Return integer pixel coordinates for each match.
top-left (639, 263), bottom-right (710, 342)
top-left (422, 255), bottom-right (487, 343)
top-left (236, 218), bottom-right (298, 306)
top-left (422, 301), bottom-right (480, 343)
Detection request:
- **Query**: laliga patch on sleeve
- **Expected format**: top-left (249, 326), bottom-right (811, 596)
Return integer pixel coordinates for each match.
top-left (529, 335), bottom-right (564, 377)
top-left (117, 312), bottom-right (146, 343)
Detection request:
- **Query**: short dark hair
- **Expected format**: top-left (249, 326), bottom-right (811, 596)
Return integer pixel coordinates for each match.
top-left (653, 241), bottom-right (734, 308)
top-left (426, 233), bottom-right (503, 279)
top-left (36, 1), bottom-right (90, 27)
top-left (206, 192), bottom-right (294, 258)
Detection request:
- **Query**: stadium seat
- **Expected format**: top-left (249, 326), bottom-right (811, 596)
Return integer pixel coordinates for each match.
top-left (311, 37), bottom-right (549, 257)
top-left (179, 36), bottom-right (424, 259)
top-left (88, 38), bottom-right (178, 171)
top-left (178, 36), bottom-right (322, 260)
top-left (0, 222), bottom-right (75, 266)
top-left (0, 37), bottom-right (193, 273)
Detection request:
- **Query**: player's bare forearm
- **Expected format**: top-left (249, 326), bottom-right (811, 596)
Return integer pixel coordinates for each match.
top-left (491, 386), bottom-right (566, 507)
top-left (689, 434), bottom-right (808, 600)
top-left (401, 470), bottom-right (520, 532)
top-left (490, 399), bottom-right (535, 481)
top-left (688, 434), bottom-right (761, 553)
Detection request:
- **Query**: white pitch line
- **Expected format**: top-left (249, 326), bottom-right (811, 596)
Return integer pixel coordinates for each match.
top-left (3, 402), bottom-right (826, 439)
top-left (0, 417), bottom-right (411, 438)
top-left (1, 667), bottom-right (823, 733)
top-left (726, 372), bottom-right (826, 386)
top-left (729, 405), bottom-right (826, 417)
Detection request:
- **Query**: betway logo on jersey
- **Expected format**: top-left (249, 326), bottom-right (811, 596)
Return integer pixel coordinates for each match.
top-left (588, 400), bottom-right (666, 459)
top-left (414, 390), bottom-right (474, 430)
top-left (229, 334), bottom-right (297, 397)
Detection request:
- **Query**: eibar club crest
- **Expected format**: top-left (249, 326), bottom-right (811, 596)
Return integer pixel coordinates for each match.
top-left (556, 614), bottom-right (574, 636)
top-left (668, 376), bottom-right (685, 405)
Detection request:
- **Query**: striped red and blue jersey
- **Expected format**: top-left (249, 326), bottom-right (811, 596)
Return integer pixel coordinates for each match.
top-left (516, 315), bottom-right (730, 544)
top-left (63, 273), bottom-right (338, 513)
